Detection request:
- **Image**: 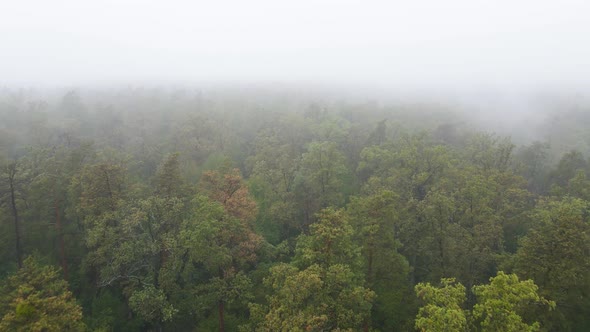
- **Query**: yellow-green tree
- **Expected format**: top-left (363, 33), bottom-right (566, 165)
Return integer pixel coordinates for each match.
top-left (0, 256), bottom-right (85, 331)
top-left (247, 208), bottom-right (374, 331)
top-left (415, 278), bottom-right (468, 332)
top-left (472, 272), bottom-right (555, 332)
top-left (415, 272), bottom-right (554, 332)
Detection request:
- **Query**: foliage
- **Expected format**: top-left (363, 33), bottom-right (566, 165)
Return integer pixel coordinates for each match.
top-left (472, 272), bottom-right (555, 332)
top-left (513, 197), bottom-right (590, 331)
top-left (0, 256), bottom-right (85, 331)
top-left (415, 278), bottom-right (467, 332)
top-left (415, 272), bottom-right (554, 332)
top-left (1, 88), bottom-right (589, 331)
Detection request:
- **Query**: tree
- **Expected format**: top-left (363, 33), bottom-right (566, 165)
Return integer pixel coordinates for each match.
top-left (294, 208), bottom-right (359, 269)
top-left (71, 162), bottom-right (183, 329)
top-left (200, 167), bottom-right (258, 223)
top-left (513, 197), bottom-right (590, 331)
top-left (0, 256), bottom-right (85, 331)
top-left (25, 143), bottom-right (93, 280)
top-left (71, 162), bottom-right (127, 218)
top-left (70, 162), bottom-right (127, 280)
top-left (294, 141), bottom-right (349, 226)
top-left (513, 141), bottom-right (550, 193)
top-left (249, 263), bottom-right (374, 332)
top-left (415, 278), bottom-right (467, 332)
top-left (472, 272), bottom-right (554, 332)
top-left (366, 119), bottom-right (388, 146)
top-left (248, 208), bottom-right (374, 331)
top-left (183, 196), bottom-right (262, 332)
top-left (347, 191), bottom-right (413, 330)
top-left (154, 152), bottom-right (185, 199)
top-left (415, 272), bottom-right (553, 332)
top-left (0, 160), bottom-right (29, 268)
top-left (418, 167), bottom-right (529, 285)
top-left (548, 150), bottom-right (587, 188)
top-left (248, 129), bottom-right (301, 241)
top-left (465, 133), bottom-right (514, 173)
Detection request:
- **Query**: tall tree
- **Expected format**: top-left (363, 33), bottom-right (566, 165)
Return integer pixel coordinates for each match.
top-left (294, 141), bottom-right (348, 226)
top-left (0, 160), bottom-right (29, 268)
top-left (182, 196), bottom-right (262, 332)
top-left (347, 191), bottom-right (413, 330)
top-left (154, 152), bottom-right (185, 199)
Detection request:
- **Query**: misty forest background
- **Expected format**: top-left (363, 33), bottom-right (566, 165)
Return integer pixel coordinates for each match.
top-left (1, 87), bottom-right (590, 331)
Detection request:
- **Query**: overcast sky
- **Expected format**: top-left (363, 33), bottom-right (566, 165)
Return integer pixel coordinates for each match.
top-left (1, 0), bottom-right (589, 90)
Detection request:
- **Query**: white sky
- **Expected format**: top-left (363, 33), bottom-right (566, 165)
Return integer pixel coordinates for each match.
top-left (1, 0), bottom-right (589, 89)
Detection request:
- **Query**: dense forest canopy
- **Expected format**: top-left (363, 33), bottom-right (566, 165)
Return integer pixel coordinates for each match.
top-left (0, 86), bottom-right (589, 331)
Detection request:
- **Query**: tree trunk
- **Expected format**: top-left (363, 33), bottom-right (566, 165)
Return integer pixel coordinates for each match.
top-left (364, 243), bottom-right (374, 332)
top-left (366, 245), bottom-right (374, 286)
top-left (8, 170), bottom-right (22, 268)
top-left (54, 198), bottom-right (68, 280)
top-left (218, 300), bottom-right (225, 332)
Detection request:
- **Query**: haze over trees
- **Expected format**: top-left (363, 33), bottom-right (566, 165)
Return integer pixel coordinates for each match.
top-left (0, 87), bottom-right (589, 331)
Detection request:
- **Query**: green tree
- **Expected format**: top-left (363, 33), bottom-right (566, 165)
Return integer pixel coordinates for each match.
top-left (513, 197), bottom-right (590, 331)
top-left (513, 141), bottom-right (550, 193)
top-left (154, 152), bottom-right (186, 199)
top-left (182, 195), bottom-right (262, 332)
top-left (248, 129), bottom-right (300, 241)
top-left (0, 256), bottom-right (85, 331)
top-left (248, 208), bottom-right (374, 331)
top-left (249, 263), bottom-right (374, 332)
top-left (415, 278), bottom-right (467, 332)
top-left (415, 272), bottom-right (553, 332)
top-left (295, 141), bottom-right (348, 225)
top-left (347, 191), bottom-right (413, 330)
top-left (294, 208), bottom-right (359, 269)
top-left (72, 162), bottom-right (185, 329)
top-left (465, 133), bottom-right (514, 173)
top-left (472, 272), bottom-right (555, 332)
top-left (0, 160), bottom-right (29, 268)
top-left (548, 150), bottom-right (587, 188)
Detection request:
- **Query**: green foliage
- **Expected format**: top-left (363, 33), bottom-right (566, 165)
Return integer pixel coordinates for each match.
top-left (249, 263), bottom-right (374, 332)
top-left (296, 141), bottom-right (349, 212)
top-left (513, 141), bottom-right (550, 193)
top-left (472, 272), bottom-right (555, 332)
top-left (415, 272), bottom-right (554, 332)
top-left (182, 194), bottom-right (262, 329)
top-left (294, 207), bottom-right (359, 269)
top-left (2, 89), bottom-right (590, 331)
top-left (347, 191), bottom-right (413, 329)
top-left (84, 289), bottom-right (142, 332)
top-left (128, 285), bottom-right (177, 323)
top-left (154, 152), bottom-right (186, 198)
top-left (247, 207), bottom-right (374, 331)
top-left (513, 197), bottom-right (590, 331)
top-left (415, 278), bottom-right (467, 332)
top-left (0, 256), bottom-right (85, 331)
top-left (465, 133), bottom-right (514, 172)
top-left (548, 150), bottom-right (588, 188)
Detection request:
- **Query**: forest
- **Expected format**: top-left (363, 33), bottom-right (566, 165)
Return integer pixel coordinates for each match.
top-left (0, 87), bottom-right (589, 332)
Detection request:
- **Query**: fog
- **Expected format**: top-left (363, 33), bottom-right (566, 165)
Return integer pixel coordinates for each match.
top-left (2, 0), bottom-right (590, 150)
top-left (3, 3), bottom-right (590, 330)
top-left (2, 0), bottom-right (589, 92)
